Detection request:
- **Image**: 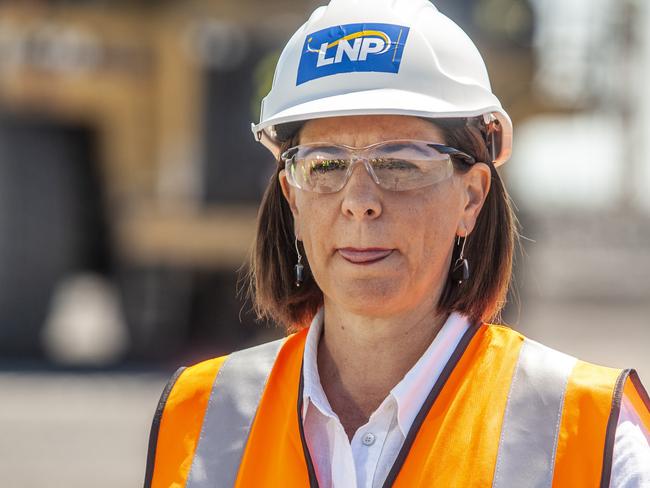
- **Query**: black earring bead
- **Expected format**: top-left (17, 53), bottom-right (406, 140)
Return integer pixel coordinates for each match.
top-left (451, 258), bottom-right (470, 285)
top-left (294, 262), bottom-right (304, 287)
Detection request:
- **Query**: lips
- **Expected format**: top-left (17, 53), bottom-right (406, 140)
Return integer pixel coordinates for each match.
top-left (337, 248), bottom-right (393, 264)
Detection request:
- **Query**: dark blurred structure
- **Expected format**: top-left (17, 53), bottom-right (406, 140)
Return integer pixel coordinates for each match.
top-left (0, 0), bottom-right (542, 364)
top-left (0, 1), bottom-right (290, 362)
top-left (0, 116), bottom-right (108, 353)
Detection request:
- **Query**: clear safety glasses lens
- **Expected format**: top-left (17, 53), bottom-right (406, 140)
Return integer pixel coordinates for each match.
top-left (281, 140), bottom-right (475, 193)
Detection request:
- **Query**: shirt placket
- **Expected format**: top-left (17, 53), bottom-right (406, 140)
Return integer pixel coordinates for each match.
top-left (350, 401), bottom-right (395, 488)
top-left (330, 417), bottom-right (358, 488)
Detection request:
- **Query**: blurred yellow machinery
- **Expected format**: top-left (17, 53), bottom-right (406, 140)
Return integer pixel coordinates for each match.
top-left (0, 0), bottom-right (535, 361)
top-left (0, 1), bottom-right (295, 359)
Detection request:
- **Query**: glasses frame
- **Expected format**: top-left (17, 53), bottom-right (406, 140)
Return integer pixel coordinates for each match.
top-left (280, 139), bottom-right (478, 193)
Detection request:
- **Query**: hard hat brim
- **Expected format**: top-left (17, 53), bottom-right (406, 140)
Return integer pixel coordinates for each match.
top-left (251, 88), bottom-right (512, 166)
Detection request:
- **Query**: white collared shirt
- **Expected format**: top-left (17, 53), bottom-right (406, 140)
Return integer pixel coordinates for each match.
top-left (300, 308), bottom-right (650, 488)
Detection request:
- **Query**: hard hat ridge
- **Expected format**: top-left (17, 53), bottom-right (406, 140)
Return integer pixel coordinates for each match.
top-left (328, 0), bottom-right (439, 13)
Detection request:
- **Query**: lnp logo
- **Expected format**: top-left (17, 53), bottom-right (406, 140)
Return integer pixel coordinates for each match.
top-left (296, 23), bottom-right (410, 85)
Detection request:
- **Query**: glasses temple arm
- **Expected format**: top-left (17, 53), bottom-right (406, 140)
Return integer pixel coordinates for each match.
top-left (427, 144), bottom-right (476, 165)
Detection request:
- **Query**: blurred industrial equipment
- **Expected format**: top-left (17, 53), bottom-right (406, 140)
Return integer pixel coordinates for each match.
top-left (0, 0), bottom-right (538, 365)
top-left (0, 1), bottom-right (299, 362)
top-left (5, 0), bottom-right (646, 369)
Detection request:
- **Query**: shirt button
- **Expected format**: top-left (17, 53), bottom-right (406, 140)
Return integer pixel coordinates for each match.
top-left (362, 432), bottom-right (376, 446)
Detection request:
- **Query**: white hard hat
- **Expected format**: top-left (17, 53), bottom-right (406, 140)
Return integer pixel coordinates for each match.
top-left (251, 0), bottom-right (513, 166)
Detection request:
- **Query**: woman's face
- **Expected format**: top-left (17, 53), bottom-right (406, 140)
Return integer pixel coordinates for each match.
top-left (279, 115), bottom-right (490, 318)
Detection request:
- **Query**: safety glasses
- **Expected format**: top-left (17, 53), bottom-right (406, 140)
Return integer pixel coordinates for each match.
top-left (281, 139), bottom-right (476, 193)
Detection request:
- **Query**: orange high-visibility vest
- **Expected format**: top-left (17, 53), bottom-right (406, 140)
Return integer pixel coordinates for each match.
top-left (143, 323), bottom-right (650, 488)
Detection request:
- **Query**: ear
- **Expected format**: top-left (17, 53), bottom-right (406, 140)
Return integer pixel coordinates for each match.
top-left (278, 169), bottom-right (302, 238)
top-left (457, 163), bottom-right (491, 235)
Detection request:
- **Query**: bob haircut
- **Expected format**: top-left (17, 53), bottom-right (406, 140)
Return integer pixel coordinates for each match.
top-left (245, 117), bottom-right (519, 331)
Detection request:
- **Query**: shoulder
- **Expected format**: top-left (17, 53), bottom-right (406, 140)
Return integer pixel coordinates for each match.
top-left (144, 336), bottom-right (296, 485)
top-left (161, 356), bottom-right (227, 410)
top-left (483, 323), bottom-right (624, 386)
top-left (484, 324), bottom-right (650, 484)
top-left (482, 323), bottom-right (640, 419)
top-left (143, 355), bottom-right (229, 487)
top-left (162, 331), bottom-right (309, 408)
top-left (485, 325), bottom-right (650, 427)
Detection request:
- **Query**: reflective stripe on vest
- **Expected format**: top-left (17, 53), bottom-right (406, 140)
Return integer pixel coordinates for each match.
top-left (492, 339), bottom-right (577, 488)
top-left (145, 324), bottom-right (649, 487)
top-left (185, 337), bottom-right (285, 487)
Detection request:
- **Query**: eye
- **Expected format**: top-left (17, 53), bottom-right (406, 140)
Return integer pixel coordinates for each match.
top-left (309, 159), bottom-right (348, 173)
top-left (371, 158), bottom-right (418, 170)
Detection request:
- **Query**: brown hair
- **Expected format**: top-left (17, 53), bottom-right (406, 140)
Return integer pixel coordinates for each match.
top-left (244, 118), bottom-right (519, 330)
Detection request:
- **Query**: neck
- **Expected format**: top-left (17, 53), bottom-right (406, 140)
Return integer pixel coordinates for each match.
top-left (317, 299), bottom-right (448, 439)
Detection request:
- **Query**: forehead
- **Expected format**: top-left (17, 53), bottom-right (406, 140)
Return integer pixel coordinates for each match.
top-left (298, 115), bottom-right (446, 146)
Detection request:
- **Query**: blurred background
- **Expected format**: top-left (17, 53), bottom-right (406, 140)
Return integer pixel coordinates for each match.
top-left (0, 0), bottom-right (647, 486)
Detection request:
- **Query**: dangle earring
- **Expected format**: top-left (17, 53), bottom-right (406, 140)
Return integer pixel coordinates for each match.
top-left (294, 237), bottom-right (304, 288)
top-left (451, 234), bottom-right (470, 285)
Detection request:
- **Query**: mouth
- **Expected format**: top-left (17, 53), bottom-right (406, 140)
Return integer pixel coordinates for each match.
top-left (337, 247), bottom-right (394, 265)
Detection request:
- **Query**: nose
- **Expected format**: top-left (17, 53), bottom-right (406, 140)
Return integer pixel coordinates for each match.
top-left (340, 160), bottom-right (383, 220)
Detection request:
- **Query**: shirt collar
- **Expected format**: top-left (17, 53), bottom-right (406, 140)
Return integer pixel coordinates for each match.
top-left (302, 307), bottom-right (338, 420)
top-left (301, 307), bottom-right (471, 435)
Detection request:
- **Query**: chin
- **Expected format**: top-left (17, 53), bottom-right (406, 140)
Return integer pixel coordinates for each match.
top-left (328, 278), bottom-right (407, 316)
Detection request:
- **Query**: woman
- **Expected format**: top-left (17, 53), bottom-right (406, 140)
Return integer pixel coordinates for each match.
top-left (144, 0), bottom-right (650, 486)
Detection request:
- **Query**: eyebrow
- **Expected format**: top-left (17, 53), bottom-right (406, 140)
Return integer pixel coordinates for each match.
top-left (300, 141), bottom-right (432, 157)
top-left (379, 142), bottom-right (429, 156)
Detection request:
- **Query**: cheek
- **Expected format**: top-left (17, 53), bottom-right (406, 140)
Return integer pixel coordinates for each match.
top-left (401, 187), bottom-right (463, 281)
top-left (294, 194), bottom-right (337, 261)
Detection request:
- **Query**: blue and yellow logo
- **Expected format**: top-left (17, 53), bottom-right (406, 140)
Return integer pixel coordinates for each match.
top-left (296, 23), bottom-right (410, 85)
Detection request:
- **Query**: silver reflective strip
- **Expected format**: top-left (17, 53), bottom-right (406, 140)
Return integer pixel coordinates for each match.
top-left (186, 337), bottom-right (286, 488)
top-left (492, 338), bottom-right (577, 488)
